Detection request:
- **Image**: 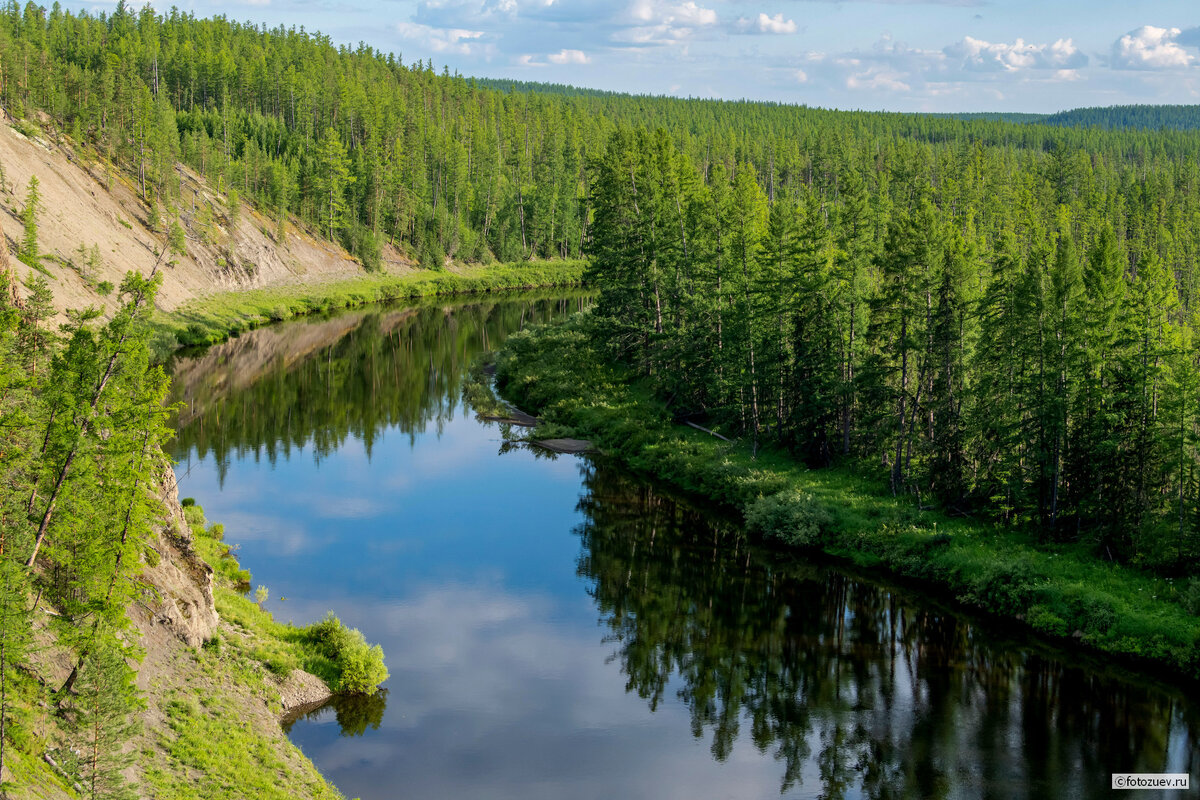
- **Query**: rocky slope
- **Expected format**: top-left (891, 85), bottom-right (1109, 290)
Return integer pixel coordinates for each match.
top-left (0, 114), bottom-right (409, 321)
top-left (2, 118), bottom-right (382, 799)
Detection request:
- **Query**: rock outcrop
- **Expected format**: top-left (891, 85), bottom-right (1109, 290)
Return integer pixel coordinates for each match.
top-left (131, 466), bottom-right (219, 648)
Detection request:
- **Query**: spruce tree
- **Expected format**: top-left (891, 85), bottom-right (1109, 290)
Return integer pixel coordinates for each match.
top-left (18, 176), bottom-right (40, 269)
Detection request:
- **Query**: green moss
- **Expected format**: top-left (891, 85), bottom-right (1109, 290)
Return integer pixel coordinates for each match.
top-left (495, 313), bottom-right (1200, 678)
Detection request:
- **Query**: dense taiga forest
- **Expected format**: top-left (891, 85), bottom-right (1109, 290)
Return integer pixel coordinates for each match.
top-left (3, 0), bottom-right (1200, 792)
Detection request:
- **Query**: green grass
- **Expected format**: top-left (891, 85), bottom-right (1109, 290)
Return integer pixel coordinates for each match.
top-left (495, 313), bottom-right (1200, 678)
top-left (184, 506), bottom-right (388, 695)
top-left (151, 259), bottom-right (586, 359)
top-left (141, 677), bottom-right (343, 800)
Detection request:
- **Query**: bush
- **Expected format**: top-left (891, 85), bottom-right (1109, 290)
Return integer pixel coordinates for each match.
top-left (337, 643), bottom-right (389, 695)
top-left (302, 613), bottom-right (389, 695)
top-left (956, 558), bottom-right (1043, 616)
top-left (745, 489), bottom-right (832, 547)
top-left (1186, 577), bottom-right (1200, 616)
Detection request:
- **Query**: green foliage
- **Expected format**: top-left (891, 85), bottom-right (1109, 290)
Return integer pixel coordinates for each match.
top-left (225, 189), bottom-right (240, 233)
top-left (96, 280), bottom-right (114, 296)
top-left (497, 316), bottom-right (1200, 677)
top-left (18, 175), bottom-right (39, 268)
top-left (168, 220), bottom-right (187, 258)
top-left (300, 613), bottom-right (389, 695)
top-left (1186, 578), bottom-right (1200, 616)
top-left (72, 631), bottom-right (142, 800)
top-left (745, 490), bottom-right (831, 548)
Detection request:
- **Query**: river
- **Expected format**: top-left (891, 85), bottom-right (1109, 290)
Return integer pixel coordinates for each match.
top-left (168, 292), bottom-right (1200, 799)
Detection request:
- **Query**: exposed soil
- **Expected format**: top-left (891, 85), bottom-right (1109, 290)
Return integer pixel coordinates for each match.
top-left (0, 119), bottom-right (413, 321)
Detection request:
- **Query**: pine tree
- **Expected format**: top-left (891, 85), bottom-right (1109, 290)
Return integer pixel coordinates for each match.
top-left (18, 176), bottom-right (40, 268)
top-left (73, 631), bottom-right (140, 800)
top-left (314, 127), bottom-right (352, 240)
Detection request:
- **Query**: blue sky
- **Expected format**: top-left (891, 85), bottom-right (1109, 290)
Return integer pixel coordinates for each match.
top-left (98, 0), bottom-right (1200, 111)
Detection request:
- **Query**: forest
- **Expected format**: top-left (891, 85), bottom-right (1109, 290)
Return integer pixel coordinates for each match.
top-left (584, 121), bottom-right (1200, 575)
top-left (1, 0), bottom-right (1200, 790)
top-left (5, 1), bottom-right (1200, 277)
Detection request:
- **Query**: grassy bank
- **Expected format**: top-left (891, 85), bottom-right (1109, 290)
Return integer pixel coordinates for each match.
top-left (494, 314), bottom-right (1200, 679)
top-left (151, 260), bottom-right (586, 358)
top-left (182, 503), bottom-right (388, 699)
top-left (139, 502), bottom-right (389, 800)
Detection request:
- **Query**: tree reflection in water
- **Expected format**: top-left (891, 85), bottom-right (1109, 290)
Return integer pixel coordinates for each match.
top-left (169, 292), bottom-right (591, 479)
top-left (574, 461), bottom-right (1200, 798)
top-left (283, 690), bottom-right (389, 738)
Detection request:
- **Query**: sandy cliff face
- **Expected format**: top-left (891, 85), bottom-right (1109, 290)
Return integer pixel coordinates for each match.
top-left (0, 119), bottom-right (412, 319)
top-left (132, 466), bottom-right (220, 649)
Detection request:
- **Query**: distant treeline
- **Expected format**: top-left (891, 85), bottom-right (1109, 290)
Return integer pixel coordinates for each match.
top-left (4, 1), bottom-right (1200, 277)
top-left (1042, 105), bottom-right (1200, 131)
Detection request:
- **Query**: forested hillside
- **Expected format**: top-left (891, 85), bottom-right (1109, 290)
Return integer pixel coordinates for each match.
top-left (0, 0), bottom-right (1196, 601)
top-left (1043, 104), bottom-right (1200, 131)
top-left (7, 1), bottom-right (1200, 278)
top-left (2, 0), bottom-right (1200, 789)
top-left (584, 119), bottom-right (1200, 574)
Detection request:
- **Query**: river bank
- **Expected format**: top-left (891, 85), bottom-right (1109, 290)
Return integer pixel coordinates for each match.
top-left (150, 260), bottom-right (587, 358)
top-left (493, 314), bottom-right (1200, 681)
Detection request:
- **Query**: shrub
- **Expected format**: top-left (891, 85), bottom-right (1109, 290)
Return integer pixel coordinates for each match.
top-left (337, 643), bottom-right (389, 695)
top-left (303, 613), bottom-right (389, 695)
top-left (744, 489), bottom-right (832, 548)
top-left (1186, 577), bottom-right (1200, 616)
top-left (956, 558), bottom-right (1043, 616)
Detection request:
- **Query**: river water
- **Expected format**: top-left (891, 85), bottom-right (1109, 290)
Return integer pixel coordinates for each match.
top-left (168, 292), bottom-right (1199, 800)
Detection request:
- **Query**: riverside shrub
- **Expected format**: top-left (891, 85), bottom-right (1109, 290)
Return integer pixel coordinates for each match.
top-left (304, 613), bottom-right (389, 695)
top-left (745, 490), bottom-right (832, 547)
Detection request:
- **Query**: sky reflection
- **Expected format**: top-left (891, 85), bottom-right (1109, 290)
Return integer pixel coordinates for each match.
top-left (171, 296), bottom-right (1199, 800)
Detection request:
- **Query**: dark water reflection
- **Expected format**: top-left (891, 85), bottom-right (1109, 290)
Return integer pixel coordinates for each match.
top-left (577, 465), bottom-right (1200, 798)
top-left (169, 293), bottom-right (1199, 800)
top-left (282, 691), bottom-right (389, 738)
top-left (170, 290), bottom-right (593, 482)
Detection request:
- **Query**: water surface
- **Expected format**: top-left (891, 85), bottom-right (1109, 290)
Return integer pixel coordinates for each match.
top-left (170, 293), bottom-right (1199, 800)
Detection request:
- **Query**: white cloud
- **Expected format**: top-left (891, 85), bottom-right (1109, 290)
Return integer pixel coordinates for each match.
top-left (618, 0), bottom-right (718, 45)
top-left (1112, 26), bottom-right (1195, 70)
top-left (736, 12), bottom-right (796, 35)
top-left (548, 48), bottom-right (591, 64)
top-left (794, 69), bottom-right (808, 83)
top-left (395, 22), bottom-right (487, 56)
top-left (414, 0), bottom-right (518, 28)
top-left (946, 36), bottom-right (1087, 72)
top-left (846, 67), bottom-right (911, 92)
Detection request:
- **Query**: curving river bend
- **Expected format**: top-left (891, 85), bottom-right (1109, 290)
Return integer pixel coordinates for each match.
top-left (168, 292), bottom-right (1200, 800)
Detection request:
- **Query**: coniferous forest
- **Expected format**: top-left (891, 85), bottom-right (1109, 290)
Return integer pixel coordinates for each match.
top-left (2, 0), bottom-right (1200, 794)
